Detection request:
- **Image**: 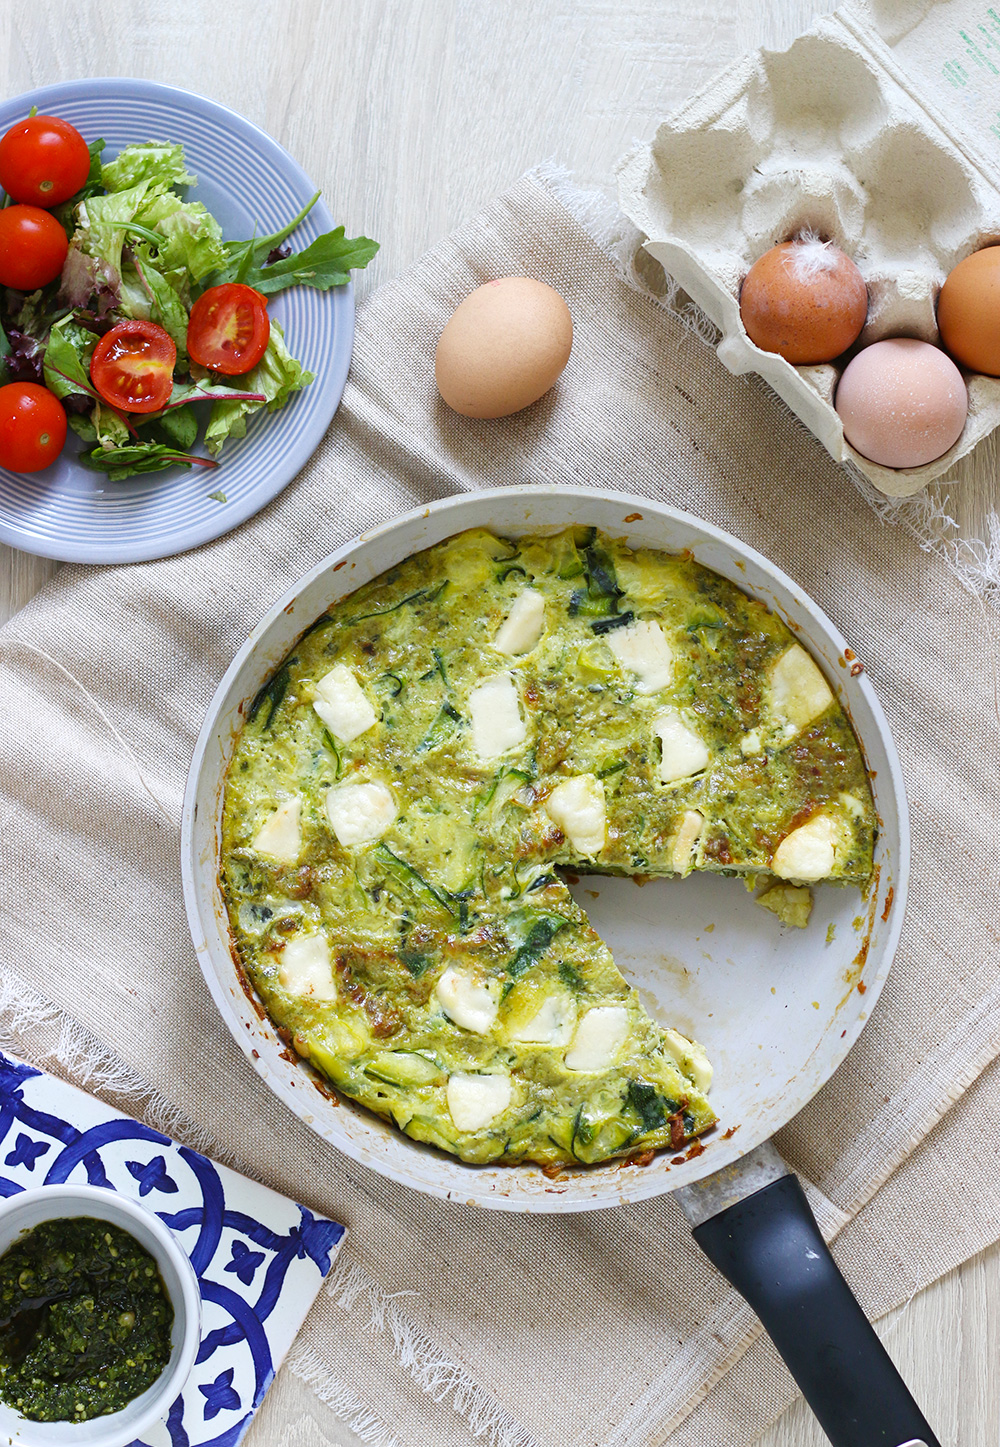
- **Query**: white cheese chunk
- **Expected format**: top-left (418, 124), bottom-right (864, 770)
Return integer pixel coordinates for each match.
top-left (544, 774), bottom-right (606, 857)
top-left (653, 709), bottom-right (710, 784)
top-left (494, 588), bottom-right (545, 656)
top-left (253, 797), bottom-right (302, 864)
top-left (769, 645), bottom-right (834, 732)
top-left (663, 1027), bottom-right (713, 1093)
top-left (446, 1073), bottom-right (512, 1132)
top-left (469, 673), bottom-right (526, 761)
top-left (606, 619), bottom-right (675, 694)
top-left (276, 933), bottom-right (336, 1001)
top-left (435, 967), bottom-right (499, 1035)
top-left (671, 809), bottom-right (704, 875)
top-left (740, 729), bottom-right (762, 756)
top-left (313, 664), bottom-right (377, 743)
top-left (507, 992), bottom-right (577, 1047)
top-left (565, 1005), bottom-right (630, 1071)
top-left (772, 812), bottom-right (838, 882)
top-left (325, 781), bottom-right (397, 846)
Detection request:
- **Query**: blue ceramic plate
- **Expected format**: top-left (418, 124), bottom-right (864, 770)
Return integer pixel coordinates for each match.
top-left (0, 79), bottom-right (355, 564)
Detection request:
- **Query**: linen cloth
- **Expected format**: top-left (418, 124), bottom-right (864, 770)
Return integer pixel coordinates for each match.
top-left (0, 170), bottom-right (998, 1447)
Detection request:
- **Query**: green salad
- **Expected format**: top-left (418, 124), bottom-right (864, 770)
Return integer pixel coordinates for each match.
top-left (0, 130), bottom-right (378, 479)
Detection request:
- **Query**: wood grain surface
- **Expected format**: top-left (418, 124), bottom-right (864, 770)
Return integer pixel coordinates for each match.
top-left (2, 3), bottom-right (996, 1444)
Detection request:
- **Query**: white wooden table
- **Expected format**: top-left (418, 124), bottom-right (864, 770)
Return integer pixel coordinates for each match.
top-left (3, 4), bottom-right (996, 1443)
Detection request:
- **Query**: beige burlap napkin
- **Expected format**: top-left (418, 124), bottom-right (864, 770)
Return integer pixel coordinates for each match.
top-left (1, 170), bottom-right (998, 1447)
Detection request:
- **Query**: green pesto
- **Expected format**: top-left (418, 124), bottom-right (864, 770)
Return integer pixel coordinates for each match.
top-left (221, 527), bottom-right (876, 1167)
top-left (0, 1218), bottom-right (173, 1422)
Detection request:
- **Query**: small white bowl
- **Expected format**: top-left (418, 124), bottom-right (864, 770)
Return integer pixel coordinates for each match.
top-left (0, 1185), bottom-right (202, 1447)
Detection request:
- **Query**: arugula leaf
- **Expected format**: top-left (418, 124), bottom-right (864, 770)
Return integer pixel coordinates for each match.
top-left (239, 228), bottom-right (380, 296)
top-left (203, 193), bottom-right (322, 287)
top-left (203, 192), bottom-right (378, 294)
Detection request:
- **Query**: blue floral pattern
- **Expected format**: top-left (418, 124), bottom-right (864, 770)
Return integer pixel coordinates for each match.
top-left (0, 1051), bottom-right (345, 1447)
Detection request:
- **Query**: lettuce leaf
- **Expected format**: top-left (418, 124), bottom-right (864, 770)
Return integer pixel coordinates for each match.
top-left (203, 321), bottom-right (312, 456)
top-left (58, 244), bottom-right (120, 316)
top-left (74, 181), bottom-right (152, 279)
top-left (101, 142), bottom-right (195, 195)
top-left (74, 183), bottom-right (226, 293)
top-left (137, 193), bottom-right (226, 283)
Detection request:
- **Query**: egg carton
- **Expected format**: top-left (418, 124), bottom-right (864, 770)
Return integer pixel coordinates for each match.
top-left (616, 0), bottom-right (1000, 497)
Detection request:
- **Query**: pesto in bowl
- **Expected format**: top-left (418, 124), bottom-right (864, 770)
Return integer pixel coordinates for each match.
top-left (0, 1218), bottom-right (172, 1423)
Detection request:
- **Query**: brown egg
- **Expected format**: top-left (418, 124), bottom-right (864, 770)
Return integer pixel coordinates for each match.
top-left (937, 246), bottom-right (1000, 375)
top-left (435, 278), bottom-right (572, 419)
top-left (739, 236), bottom-right (868, 365)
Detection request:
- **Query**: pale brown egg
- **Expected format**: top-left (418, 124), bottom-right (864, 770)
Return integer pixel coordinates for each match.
top-left (739, 236), bottom-right (868, 365)
top-left (937, 246), bottom-right (1000, 375)
top-left (835, 338), bottom-right (967, 469)
top-left (435, 277), bottom-right (573, 419)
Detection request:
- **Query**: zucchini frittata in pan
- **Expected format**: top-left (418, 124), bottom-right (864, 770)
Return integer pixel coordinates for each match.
top-left (221, 527), bottom-right (875, 1166)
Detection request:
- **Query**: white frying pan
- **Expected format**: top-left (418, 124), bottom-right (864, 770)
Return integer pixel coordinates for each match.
top-left (182, 486), bottom-right (938, 1447)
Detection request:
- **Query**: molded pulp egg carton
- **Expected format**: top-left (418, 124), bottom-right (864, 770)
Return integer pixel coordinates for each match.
top-left (617, 0), bottom-right (1000, 497)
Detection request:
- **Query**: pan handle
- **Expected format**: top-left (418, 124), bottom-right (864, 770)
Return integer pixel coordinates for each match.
top-left (692, 1173), bottom-right (941, 1447)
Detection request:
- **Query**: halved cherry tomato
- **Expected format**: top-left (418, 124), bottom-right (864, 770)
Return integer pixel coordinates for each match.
top-left (187, 283), bottom-right (270, 375)
top-left (0, 115), bottom-right (91, 208)
top-left (0, 383), bottom-right (67, 473)
top-left (90, 320), bottom-right (177, 414)
top-left (0, 205), bottom-right (69, 290)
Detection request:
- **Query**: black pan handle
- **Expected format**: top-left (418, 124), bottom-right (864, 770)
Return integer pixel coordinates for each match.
top-left (693, 1174), bottom-right (941, 1447)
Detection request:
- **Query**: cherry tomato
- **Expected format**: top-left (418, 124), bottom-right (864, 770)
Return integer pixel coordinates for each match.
top-left (0, 383), bottom-right (67, 473)
top-left (90, 319), bottom-right (177, 414)
top-left (0, 115), bottom-right (91, 208)
top-left (0, 205), bottom-right (69, 290)
top-left (187, 283), bottom-right (270, 375)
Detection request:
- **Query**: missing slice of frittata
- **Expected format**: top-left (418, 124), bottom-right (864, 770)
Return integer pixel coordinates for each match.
top-left (220, 526), bottom-right (875, 1167)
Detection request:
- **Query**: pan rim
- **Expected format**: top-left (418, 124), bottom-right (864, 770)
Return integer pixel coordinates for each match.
top-left (181, 484), bottom-right (909, 1213)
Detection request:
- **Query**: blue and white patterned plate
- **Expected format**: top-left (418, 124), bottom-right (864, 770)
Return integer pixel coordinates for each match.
top-left (0, 1051), bottom-right (346, 1447)
top-left (0, 79), bottom-right (356, 564)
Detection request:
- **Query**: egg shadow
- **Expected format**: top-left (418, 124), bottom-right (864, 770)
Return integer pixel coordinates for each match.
top-left (431, 383), bottom-right (575, 498)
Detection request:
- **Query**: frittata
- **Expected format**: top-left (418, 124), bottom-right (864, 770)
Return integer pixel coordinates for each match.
top-left (221, 527), bottom-right (875, 1166)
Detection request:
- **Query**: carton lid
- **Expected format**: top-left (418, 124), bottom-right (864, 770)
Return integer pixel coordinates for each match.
top-left (843, 0), bottom-right (1000, 193)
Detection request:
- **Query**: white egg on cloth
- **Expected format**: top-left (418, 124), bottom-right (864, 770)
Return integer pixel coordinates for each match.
top-left (435, 277), bottom-right (572, 418)
top-left (834, 337), bottom-right (967, 469)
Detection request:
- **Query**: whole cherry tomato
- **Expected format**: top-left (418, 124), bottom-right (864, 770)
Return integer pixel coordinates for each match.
top-left (0, 115), bottom-right (91, 208)
top-left (0, 205), bottom-right (69, 290)
top-left (187, 283), bottom-right (270, 375)
top-left (89, 319), bottom-right (177, 413)
top-left (0, 383), bottom-right (67, 472)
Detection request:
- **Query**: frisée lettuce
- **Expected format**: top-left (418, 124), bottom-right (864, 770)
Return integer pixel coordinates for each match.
top-left (0, 138), bottom-right (377, 479)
